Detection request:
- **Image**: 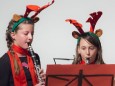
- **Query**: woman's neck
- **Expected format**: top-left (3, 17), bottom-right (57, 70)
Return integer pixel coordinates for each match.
top-left (12, 44), bottom-right (29, 57)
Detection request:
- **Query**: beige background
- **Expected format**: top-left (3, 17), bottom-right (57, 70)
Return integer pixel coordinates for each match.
top-left (0, 0), bottom-right (115, 70)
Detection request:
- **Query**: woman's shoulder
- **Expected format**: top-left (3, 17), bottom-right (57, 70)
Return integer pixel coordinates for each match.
top-left (0, 53), bottom-right (10, 60)
top-left (0, 53), bottom-right (10, 66)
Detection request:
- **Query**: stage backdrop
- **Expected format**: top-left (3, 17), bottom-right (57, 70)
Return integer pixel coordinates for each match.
top-left (0, 0), bottom-right (115, 70)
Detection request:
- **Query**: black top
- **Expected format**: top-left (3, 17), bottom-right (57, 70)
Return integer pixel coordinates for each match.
top-left (0, 53), bottom-right (41, 86)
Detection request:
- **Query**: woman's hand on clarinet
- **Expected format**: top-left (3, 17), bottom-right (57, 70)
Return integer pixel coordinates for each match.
top-left (35, 68), bottom-right (46, 86)
top-left (35, 81), bottom-right (45, 86)
top-left (39, 68), bottom-right (46, 81)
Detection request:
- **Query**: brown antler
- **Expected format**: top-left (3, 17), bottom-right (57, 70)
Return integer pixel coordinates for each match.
top-left (65, 19), bottom-right (84, 34)
top-left (31, 0), bottom-right (54, 18)
top-left (86, 11), bottom-right (102, 32)
top-left (24, 5), bottom-right (39, 18)
top-left (24, 0), bottom-right (54, 18)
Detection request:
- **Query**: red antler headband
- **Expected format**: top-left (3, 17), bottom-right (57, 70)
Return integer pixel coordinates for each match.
top-left (86, 11), bottom-right (102, 33)
top-left (24, 0), bottom-right (54, 19)
top-left (65, 11), bottom-right (103, 39)
top-left (12, 0), bottom-right (54, 32)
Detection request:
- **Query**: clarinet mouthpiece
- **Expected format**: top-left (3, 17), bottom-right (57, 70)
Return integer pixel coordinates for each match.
top-left (85, 58), bottom-right (90, 64)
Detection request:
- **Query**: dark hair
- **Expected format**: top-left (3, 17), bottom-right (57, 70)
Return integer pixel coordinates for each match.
top-left (6, 16), bottom-right (34, 74)
top-left (72, 32), bottom-right (105, 64)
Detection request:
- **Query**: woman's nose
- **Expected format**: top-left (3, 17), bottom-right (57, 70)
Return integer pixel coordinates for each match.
top-left (86, 49), bottom-right (90, 55)
top-left (28, 34), bottom-right (33, 40)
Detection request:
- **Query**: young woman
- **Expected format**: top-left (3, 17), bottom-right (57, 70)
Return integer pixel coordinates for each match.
top-left (66, 11), bottom-right (105, 64)
top-left (72, 32), bottom-right (105, 64)
top-left (0, 1), bottom-right (54, 86)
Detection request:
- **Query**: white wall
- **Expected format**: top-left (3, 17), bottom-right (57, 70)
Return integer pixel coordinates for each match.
top-left (0, 0), bottom-right (115, 71)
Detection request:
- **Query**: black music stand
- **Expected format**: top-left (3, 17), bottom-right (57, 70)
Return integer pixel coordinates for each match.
top-left (53, 58), bottom-right (74, 64)
top-left (46, 64), bottom-right (115, 86)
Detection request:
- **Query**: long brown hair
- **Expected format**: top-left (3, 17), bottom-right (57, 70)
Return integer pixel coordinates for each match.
top-left (72, 32), bottom-right (105, 64)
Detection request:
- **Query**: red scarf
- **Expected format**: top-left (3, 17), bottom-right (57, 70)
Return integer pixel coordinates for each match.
top-left (7, 44), bottom-right (38, 86)
top-left (80, 60), bottom-right (95, 64)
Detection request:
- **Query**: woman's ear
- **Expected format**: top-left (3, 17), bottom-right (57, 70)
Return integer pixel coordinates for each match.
top-left (10, 32), bottom-right (16, 40)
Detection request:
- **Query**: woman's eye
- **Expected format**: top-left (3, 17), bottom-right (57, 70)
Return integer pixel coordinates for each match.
top-left (90, 47), bottom-right (95, 50)
top-left (81, 47), bottom-right (86, 50)
top-left (24, 33), bottom-right (28, 35)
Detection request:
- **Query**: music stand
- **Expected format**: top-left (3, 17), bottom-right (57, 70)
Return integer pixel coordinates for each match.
top-left (53, 58), bottom-right (74, 64)
top-left (46, 64), bottom-right (115, 86)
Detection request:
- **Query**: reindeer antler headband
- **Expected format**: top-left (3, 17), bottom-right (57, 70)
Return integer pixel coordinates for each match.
top-left (65, 11), bottom-right (103, 41)
top-left (12, 0), bottom-right (54, 32)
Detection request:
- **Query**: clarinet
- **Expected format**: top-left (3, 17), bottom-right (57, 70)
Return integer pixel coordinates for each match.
top-left (28, 43), bottom-right (43, 82)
